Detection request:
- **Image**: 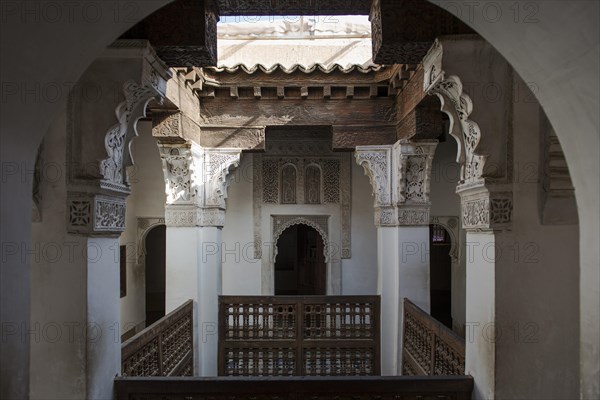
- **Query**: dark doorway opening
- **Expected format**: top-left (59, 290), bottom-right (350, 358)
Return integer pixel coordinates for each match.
top-left (275, 224), bottom-right (326, 295)
top-left (429, 224), bottom-right (452, 329)
top-left (145, 225), bottom-right (166, 326)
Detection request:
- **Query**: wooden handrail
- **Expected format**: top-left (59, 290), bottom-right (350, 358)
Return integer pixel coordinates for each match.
top-left (402, 298), bottom-right (465, 375)
top-left (121, 299), bottom-right (194, 377)
top-left (219, 295), bottom-right (381, 376)
top-left (115, 375), bottom-right (474, 400)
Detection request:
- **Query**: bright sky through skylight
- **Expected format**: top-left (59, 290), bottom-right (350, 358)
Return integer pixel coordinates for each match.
top-left (218, 15), bottom-right (371, 39)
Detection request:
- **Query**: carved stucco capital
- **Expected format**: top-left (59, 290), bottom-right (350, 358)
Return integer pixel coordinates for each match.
top-left (357, 142), bottom-right (437, 227)
top-left (159, 142), bottom-right (200, 205)
top-left (67, 193), bottom-right (127, 236)
top-left (394, 140), bottom-right (437, 206)
top-left (159, 143), bottom-right (241, 227)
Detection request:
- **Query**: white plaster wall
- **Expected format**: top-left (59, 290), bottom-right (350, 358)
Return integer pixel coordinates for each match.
top-left (222, 155), bottom-right (378, 295)
top-left (222, 154), bottom-right (262, 294)
top-left (341, 159), bottom-right (378, 294)
top-left (29, 107), bottom-right (88, 400)
top-left (464, 231), bottom-right (496, 400)
top-left (491, 75), bottom-right (580, 399)
top-left (119, 121), bottom-right (166, 335)
top-left (29, 105), bottom-right (121, 399)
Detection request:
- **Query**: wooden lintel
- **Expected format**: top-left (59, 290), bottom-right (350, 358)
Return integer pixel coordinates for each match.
top-left (396, 105), bottom-right (444, 141)
top-left (332, 125), bottom-right (397, 150)
top-left (395, 66), bottom-right (426, 124)
top-left (200, 126), bottom-right (265, 151)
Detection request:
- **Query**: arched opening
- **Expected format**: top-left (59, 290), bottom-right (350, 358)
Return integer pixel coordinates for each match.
top-left (144, 225), bottom-right (166, 326)
top-left (429, 223), bottom-right (452, 329)
top-left (275, 224), bottom-right (326, 295)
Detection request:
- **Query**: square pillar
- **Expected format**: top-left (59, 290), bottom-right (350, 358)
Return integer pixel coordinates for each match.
top-left (159, 140), bottom-right (241, 376)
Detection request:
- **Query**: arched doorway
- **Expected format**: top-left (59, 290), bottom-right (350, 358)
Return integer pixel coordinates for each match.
top-left (145, 225), bottom-right (166, 326)
top-left (429, 224), bottom-right (452, 329)
top-left (275, 225), bottom-right (326, 295)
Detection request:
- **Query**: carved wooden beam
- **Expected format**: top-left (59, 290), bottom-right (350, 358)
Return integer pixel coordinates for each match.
top-left (216, 0), bottom-right (371, 16)
top-left (370, 0), bottom-right (472, 64)
top-left (120, 0), bottom-right (218, 67)
top-left (199, 98), bottom-right (396, 127)
top-left (332, 125), bottom-right (397, 150)
top-left (396, 101), bottom-right (444, 140)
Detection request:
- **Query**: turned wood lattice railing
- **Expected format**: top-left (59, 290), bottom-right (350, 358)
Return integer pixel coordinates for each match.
top-left (402, 298), bottom-right (465, 376)
top-left (219, 296), bottom-right (380, 376)
top-left (121, 299), bottom-right (194, 377)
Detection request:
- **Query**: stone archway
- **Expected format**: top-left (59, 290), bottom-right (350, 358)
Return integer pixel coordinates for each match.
top-left (1, 2), bottom-right (597, 399)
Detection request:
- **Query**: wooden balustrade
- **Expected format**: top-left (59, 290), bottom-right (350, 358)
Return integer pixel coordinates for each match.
top-left (218, 296), bottom-right (381, 376)
top-left (402, 298), bottom-right (465, 376)
top-left (121, 299), bottom-right (194, 377)
top-left (115, 375), bottom-right (474, 400)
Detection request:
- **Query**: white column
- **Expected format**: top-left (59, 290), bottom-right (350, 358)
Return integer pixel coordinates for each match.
top-left (356, 141), bottom-right (437, 376)
top-left (160, 141), bottom-right (241, 376)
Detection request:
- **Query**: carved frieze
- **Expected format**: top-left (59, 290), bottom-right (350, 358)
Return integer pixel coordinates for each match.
top-left (397, 208), bottom-right (430, 226)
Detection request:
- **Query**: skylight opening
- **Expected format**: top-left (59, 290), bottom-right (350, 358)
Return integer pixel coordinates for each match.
top-left (217, 15), bottom-right (373, 69)
top-left (218, 15), bottom-right (371, 40)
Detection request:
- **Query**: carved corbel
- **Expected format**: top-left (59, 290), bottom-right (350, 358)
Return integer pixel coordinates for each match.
top-left (202, 149), bottom-right (242, 209)
top-left (99, 80), bottom-right (162, 192)
top-left (428, 75), bottom-right (487, 189)
top-left (355, 146), bottom-right (395, 227)
top-left (355, 146), bottom-right (393, 207)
